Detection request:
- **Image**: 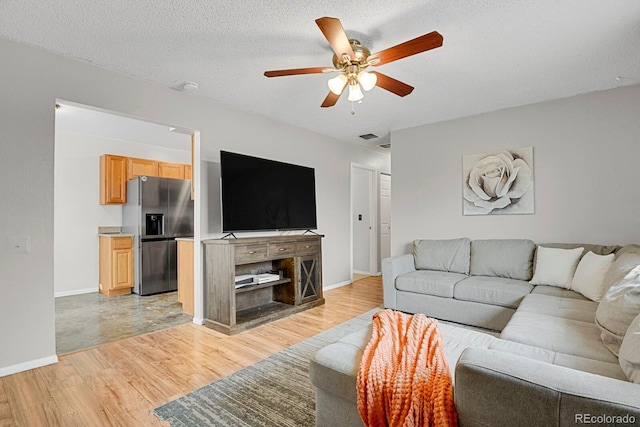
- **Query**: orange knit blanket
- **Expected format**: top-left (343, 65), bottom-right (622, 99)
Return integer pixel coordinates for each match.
top-left (357, 309), bottom-right (458, 427)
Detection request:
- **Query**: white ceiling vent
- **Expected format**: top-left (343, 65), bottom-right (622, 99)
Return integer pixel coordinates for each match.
top-left (377, 142), bottom-right (391, 149)
top-left (359, 133), bottom-right (379, 140)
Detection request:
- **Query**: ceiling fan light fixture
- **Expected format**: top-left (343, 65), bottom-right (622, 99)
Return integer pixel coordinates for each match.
top-left (358, 71), bottom-right (377, 91)
top-left (328, 74), bottom-right (348, 95)
top-left (347, 82), bottom-right (364, 102)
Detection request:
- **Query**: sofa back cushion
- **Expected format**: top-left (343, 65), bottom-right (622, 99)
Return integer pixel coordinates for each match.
top-left (603, 250), bottom-right (640, 292)
top-left (413, 238), bottom-right (471, 274)
top-left (469, 239), bottom-right (536, 280)
top-left (595, 265), bottom-right (640, 356)
top-left (620, 312), bottom-right (640, 383)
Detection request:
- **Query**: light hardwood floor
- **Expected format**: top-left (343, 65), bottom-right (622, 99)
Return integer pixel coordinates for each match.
top-left (0, 276), bottom-right (383, 426)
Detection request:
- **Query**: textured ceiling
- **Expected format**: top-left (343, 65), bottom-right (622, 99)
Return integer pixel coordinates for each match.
top-left (2, 1), bottom-right (640, 150)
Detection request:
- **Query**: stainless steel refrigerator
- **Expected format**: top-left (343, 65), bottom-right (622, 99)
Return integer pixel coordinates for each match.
top-left (122, 176), bottom-right (194, 296)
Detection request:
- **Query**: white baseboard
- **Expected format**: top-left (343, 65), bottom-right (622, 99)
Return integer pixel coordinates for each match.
top-left (323, 280), bottom-right (352, 291)
top-left (192, 317), bottom-right (205, 325)
top-left (54, 287), bottom-right (98, 298)
top-left (353, 270), bottom-right (372, 276)
top-left (0, 354), bottom-right (58, 377)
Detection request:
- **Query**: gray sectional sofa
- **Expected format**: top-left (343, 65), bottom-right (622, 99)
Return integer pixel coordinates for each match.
top-left (310, 238), bottom-right (640, 427)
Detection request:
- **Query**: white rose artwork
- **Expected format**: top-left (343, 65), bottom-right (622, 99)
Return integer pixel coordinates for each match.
top-left (463, 147), bottom-right (534, 215)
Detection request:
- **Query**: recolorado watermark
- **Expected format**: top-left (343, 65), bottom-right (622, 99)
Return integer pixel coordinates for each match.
top-left (575, 413), bottom-right (636, 425)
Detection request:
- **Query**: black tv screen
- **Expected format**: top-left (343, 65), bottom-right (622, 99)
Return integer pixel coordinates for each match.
top-left (220, 151), bottom-right (318, 232)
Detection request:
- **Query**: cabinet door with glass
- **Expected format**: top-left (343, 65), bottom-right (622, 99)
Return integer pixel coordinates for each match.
top-left (297, 254), bottom-right (322, 304)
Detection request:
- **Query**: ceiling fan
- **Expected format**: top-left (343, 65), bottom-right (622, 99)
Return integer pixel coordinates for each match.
top-left (264, 17), bottom-right (443, 108)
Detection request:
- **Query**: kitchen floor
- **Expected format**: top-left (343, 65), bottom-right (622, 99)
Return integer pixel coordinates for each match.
top-left (55, 291), bottom-right (192, 354)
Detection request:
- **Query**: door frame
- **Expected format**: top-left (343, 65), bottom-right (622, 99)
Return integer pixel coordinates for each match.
top-left (350, 163), bottom-right (378, 280)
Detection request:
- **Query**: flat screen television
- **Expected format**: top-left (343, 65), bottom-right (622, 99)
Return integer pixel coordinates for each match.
top-left (220, 151), bottom-right (318, 232)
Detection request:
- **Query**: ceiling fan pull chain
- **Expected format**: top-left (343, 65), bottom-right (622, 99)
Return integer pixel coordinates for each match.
top-left (351, 101), bottom-right (356, 115)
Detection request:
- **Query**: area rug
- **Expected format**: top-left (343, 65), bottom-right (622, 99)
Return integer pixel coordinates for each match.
top-left (152, 308), bottom-right (379, 427)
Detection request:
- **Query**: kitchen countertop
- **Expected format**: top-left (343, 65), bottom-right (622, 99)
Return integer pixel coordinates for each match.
top-left (176, 237), bottom-right (194, 242)
top-left (98, 233), bottom-right (134, 237)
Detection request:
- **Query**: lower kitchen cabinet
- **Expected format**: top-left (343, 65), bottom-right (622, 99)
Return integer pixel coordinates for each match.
top-left (99, 235), bottom-right (134, 296)
top-left (177, 239), bottom-right (194, 316)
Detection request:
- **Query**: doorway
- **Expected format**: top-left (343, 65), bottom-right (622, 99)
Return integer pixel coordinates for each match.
top-left (351, 164), bottom-right (377, 281)
top-left (54, 101), bottom-right (196, 354)
top-left (380, 173), bottom-right (391, 262)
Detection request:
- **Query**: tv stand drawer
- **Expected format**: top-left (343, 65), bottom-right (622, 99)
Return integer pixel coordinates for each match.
top-left (235, 244), bottom-right (268, 264)
top-left (268, 242), bottom-right (296, 258)
top-left (296, 240), bottom-right (320, 255)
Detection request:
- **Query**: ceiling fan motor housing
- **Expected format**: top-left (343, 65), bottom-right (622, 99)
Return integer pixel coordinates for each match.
top-left (332, 39), bottom-right (372, 73)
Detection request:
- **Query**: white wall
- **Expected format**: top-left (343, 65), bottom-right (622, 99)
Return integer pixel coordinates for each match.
top-left (53, 130), bottom-right (190, 296)
top-left (390, 84), bottom-right (640, 256)
top-left (0, 37), bottom-right (390, 375)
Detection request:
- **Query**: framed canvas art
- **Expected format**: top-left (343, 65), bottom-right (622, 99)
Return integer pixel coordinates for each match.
top-left (463, 147), bottom-right (534, 215)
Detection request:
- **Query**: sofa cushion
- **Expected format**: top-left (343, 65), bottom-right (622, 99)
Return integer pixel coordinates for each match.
top-left (571, 251), bottom-right (615, 301)
top-left (596, 265), bottom-right (640, 356)
top-left (310, 321), bottom-right (497, 403)
top-left (534, 243), bottom-right (620, 262)
top-left (530, 285), bottom-right (589, 301)
top-left (469, 239), bottom-right (536, 280)
top-left (453, 276), bottom-right (533, 309)
top-left (488, 339), bottom-right (627, 381)
top-left (602, 251), bottom-right (640, 292)
top-left (500, 310), bottom-right (618, 363)
top-left (530, 246), bottom-right (583, 289)
top-left (516, 293), bottom-right (597, 323)
top-left (619, 313), bottom-right (640, 383)
top-left (413, 238), bottom-right (471, 274)
top-left (395, 270), bottom-right (468, 298)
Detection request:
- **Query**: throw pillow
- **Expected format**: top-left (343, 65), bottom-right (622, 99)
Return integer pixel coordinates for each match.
top-left (595, 265), bottom-right (640, 356)
top-left (619, 312), bottom-right (640, 384)
top-left (571, 251), bottom-right (615, 301)
top-left (529, 246), bottom-right (584, 289)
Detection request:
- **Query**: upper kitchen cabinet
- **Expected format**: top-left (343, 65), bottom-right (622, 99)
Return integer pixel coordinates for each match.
top-left (100, 154), bottom-right (127, 204)
top-left (100, 154), bottom-right (191, 205)
top-left (158, 162), bottom-right (185, 179)
top-left (128, 157), bottom-right (159, 181)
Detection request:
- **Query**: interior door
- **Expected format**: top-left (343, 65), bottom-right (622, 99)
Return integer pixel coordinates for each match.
top-left (351, 165), bottom-right (375, 276)
top-left (380, 174), bottom-right (391, 261)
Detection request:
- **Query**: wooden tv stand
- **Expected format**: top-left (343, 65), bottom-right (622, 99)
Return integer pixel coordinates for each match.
top-left (202, 234), bottom-right (324, 334)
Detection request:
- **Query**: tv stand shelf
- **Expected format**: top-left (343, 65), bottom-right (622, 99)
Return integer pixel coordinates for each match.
top-left (235, 278), bottom-right (291, 294)
top-left (203, 234), bottom-right (324, 334)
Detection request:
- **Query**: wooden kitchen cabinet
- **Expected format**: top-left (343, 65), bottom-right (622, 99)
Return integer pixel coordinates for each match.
top-left (100, 154), bottom-right (128, 204)
top-left (127, 157), bottom-right (159, 180)
top-left (100, 153), bottom-right (191, 205)
top-left (158, 162), bottom-right (185, 179)
top-left (177, 239), bottom-right (194, 316)
top-left (99, 235), bottom-right (134, 296)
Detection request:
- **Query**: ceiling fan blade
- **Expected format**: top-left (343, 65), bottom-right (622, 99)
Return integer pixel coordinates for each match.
top-left (321, 87), bottom-right (345, 108)
top-left (264, 67), bottom-right (333, 78)
top-left (371, 72), bottom-right (414, 97)
top-left (369, 31), bottom-right (443, 66)
top-left (315, 17), bottom-right (355, 60)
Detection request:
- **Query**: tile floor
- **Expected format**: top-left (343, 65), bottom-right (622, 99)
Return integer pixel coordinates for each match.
top-left (55, 291), bottom-right (192, 354)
